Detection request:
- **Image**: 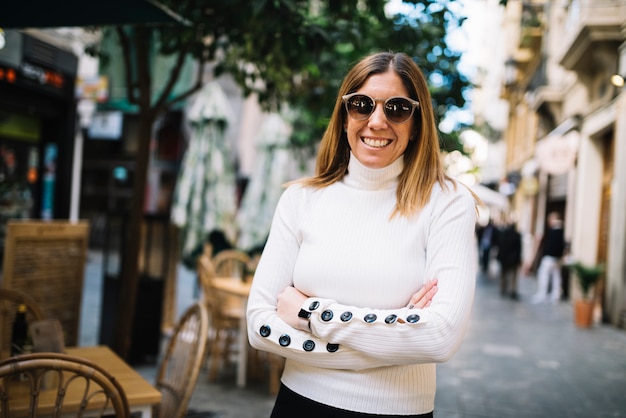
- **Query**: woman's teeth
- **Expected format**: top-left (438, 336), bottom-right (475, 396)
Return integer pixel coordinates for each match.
top-left (363, 137), bottom-right (391, 148)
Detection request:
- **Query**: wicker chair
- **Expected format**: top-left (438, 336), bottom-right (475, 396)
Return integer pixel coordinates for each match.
top-left (212, 249), bottom-right (251, 282)
top-left (0, 288), bottom-right (46, 354)
top-left (0, 352), bottom-right (130, 417)
top-left (197, 251), bottom-right (244, 382)
top-left (153, 302), bottom-right (209, 418)
top-left (201, 249), bottom-right (282, 392)
top-left (213, 250), bottom-right (277, 384)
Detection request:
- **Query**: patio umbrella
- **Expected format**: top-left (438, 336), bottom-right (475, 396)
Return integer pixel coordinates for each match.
top-left (236, 112), bottom-right (298, 252)
top-left (171, 81), bottom-right (238, 261)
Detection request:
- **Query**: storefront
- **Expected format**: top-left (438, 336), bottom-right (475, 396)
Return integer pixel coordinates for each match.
top-left (0, 30), bottom-right (78, 261)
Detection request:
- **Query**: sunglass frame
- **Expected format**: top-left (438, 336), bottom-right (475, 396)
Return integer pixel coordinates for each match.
top-left (341, 93), bottom-right (420, 124)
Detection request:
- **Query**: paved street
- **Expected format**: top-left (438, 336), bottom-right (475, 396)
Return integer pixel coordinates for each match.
top-left (435, 270), bottom-right (626, 418)
top-left (81, 253), bottom-right (626, 417)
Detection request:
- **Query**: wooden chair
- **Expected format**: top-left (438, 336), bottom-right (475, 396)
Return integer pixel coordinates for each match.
top-left (197, 251), bottom-right (243, 381)
top-left (0, 352), bottom-right (130, 417)
top-left (154, 302), bottom-right (209, 418)
top-left (0, 289), bottom-right (45, 354)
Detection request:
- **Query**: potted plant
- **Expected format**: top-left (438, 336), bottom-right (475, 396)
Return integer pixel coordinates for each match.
top-left (567, 261), bottom-right (604, 328)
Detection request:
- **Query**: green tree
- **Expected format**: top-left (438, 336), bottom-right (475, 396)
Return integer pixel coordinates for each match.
top-left (93, 0), bottom-right (471, 360)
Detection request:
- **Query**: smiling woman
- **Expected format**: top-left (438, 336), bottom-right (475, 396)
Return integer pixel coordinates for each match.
top-left (247, 51), bottom-right (480, 418)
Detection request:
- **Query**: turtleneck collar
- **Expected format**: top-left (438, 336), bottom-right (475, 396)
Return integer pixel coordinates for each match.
top-left (342, 153), bottom-right (404, 191)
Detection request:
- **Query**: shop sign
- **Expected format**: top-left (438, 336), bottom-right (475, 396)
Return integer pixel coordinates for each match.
top-left (521, 176), bottom-right (539, 195)
top-left (88, 111), bottom-right (123, 140)
top-left (535, 130), bottom-right (579, 175)
top-left (1, 60), bottom-right (69, 97)
top-left (76, 75), bottom-right (109, 102)
top-left (0, 66), bottom-right (17, 84)
top-left (20, 62), bottom-right (65, 89)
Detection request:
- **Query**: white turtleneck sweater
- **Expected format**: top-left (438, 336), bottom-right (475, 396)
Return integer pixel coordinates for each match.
top-left (247, 154), bottom-right (477, 415)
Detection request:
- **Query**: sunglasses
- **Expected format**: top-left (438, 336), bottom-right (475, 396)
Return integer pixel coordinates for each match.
top-left (342, 93), bottom-right (420, 124)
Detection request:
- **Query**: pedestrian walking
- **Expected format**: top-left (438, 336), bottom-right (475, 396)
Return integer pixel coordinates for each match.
top-left (529, 211), bottom-right (566, 304)
top-left (494, 220), bottom-right (522, 300)
top-left (476, 219), bottom-right (495, 274)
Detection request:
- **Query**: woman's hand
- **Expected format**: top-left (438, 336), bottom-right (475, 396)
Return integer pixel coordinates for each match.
top-left (277, 286), bottom-right (310, 331)
top-left (407, 278), bottom-right (438, 309)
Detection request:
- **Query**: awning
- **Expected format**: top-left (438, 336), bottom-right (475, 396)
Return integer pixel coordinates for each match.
top-left (0, 0), bottom-right (188, 28)
top-left (471, 184), bottom-right (510, 211)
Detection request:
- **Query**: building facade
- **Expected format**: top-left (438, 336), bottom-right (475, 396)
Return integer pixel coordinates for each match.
top-left (497, 0), bottom-right (626, 326)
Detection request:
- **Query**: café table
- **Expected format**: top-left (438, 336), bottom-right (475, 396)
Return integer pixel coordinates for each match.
top-left (68, 345), bottom-right (162, 417)
top-left (1, 345), bottom-right (162, 417)
top-left (211, 277), bottom-right (252, 388)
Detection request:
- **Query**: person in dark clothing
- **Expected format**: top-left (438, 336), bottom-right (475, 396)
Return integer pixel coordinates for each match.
top-left (560, 242), bottom-right (571, 300)
top-left (477, 219), bottom-right (495, 274)
top-left (495, 221), bottom-right (522, 300)
top-left (531, 212), bottom-right (566, 304)
top-left (207, 229), bottom-right (234, 255)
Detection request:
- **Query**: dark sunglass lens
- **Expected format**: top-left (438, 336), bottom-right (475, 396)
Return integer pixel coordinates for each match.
top-left (385, 98), bottom-right (413, 122)
top-left (348, 95), bottom-right (374, 118)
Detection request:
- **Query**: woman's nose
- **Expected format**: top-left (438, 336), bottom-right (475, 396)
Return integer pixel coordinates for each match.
top-left (368, 103), bottom-right (388, 128)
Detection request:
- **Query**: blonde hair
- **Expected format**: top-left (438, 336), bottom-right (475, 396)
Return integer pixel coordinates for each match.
top-left (297, 51), bottom-right (454, 217)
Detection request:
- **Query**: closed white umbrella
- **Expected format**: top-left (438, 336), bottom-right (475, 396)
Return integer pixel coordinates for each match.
top-left (171, 81), bottom-right (238, 259)
top-left (236, 112), bottom-right (296, 252)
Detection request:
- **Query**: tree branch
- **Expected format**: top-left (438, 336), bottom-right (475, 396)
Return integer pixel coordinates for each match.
top-left (133, 27), bottom-right (153, 110)
top-left (161, 54), bottom-right (206, 111)
top-left (152, 41), bottom-right (193, 113)
top-left (115, 26), bottom-right (138, 105)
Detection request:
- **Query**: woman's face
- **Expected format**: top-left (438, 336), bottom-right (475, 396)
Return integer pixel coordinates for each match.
top-left (344, 70), bottom-right (415, 169)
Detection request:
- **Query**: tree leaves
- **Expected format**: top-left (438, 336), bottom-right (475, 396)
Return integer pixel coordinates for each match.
top-left (108, 0), bottom-right (471, 150)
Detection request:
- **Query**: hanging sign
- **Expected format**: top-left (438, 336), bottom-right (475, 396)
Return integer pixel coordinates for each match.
top-left (535, 130), bottom-right (580, 175)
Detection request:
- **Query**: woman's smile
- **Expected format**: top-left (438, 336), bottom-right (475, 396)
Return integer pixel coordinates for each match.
top-left (362, 137), bottom-right (392, 148)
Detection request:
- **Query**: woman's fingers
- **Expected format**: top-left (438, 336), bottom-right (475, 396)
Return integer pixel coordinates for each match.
top-left (276, 286), bottom-right (310, 331)
top-left (408, 278), bottom-right (438, 309)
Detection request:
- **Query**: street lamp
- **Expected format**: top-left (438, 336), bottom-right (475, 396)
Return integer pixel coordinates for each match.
top-left (610, 73), bottom-right (625, 88)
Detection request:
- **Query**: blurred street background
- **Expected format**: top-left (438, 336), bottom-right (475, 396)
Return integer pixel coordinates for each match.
top-left (1, 1), bottom-right (626, 417)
